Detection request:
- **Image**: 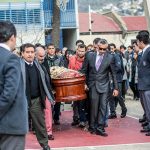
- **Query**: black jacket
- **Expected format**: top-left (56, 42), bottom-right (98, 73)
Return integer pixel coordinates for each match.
top-left (81, 51), bottom-right (118, 93)
top-left (138, 46), bottom-right (150, 90)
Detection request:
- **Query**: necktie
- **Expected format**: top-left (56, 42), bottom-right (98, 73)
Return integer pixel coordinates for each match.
top-left (95, 55), bottom-right (103, 71)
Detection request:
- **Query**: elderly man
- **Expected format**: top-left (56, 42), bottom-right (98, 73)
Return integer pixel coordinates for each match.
top-left (36, 45), bottom-right (55, 140)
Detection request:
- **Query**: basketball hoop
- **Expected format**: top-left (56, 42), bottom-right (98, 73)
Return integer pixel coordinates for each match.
top-left (56, 0), bottom-right (70, 12)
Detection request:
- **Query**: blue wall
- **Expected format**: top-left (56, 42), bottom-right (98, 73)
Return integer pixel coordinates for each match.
top-left (43, 0), bottom-right (76, 28)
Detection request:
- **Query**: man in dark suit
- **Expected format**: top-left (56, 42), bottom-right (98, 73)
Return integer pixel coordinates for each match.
top-left (81, 39), bottom-right (118, 136)
top-left (21, 43), bottom-right (54, 150)
top-left (0, 21), bottom-right (28, 149)
top-left (108, 43), bottom-right (127, 119)
top-left (136, 30), bottom-right (150, 136)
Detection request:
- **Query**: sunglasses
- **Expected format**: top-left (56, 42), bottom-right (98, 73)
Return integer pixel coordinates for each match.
top-left (99, 48), bottom-right (107, 51)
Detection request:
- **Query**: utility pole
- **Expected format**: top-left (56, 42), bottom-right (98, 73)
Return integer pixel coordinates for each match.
top-left (143, 0), bottom-right (150, 33)
top-left (88, 5), bottom-right (92, 43)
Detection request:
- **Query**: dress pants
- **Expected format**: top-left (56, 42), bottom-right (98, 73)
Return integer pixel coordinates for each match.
top-left (0, 134), bottom-right (25, 150)
top-left (72, 101), bottom-right (79, 121)
top-left (89, 85), bottom-right (109, 129)
top-left (73, 100), bottom-right (87, 122)
top-left (44, 97), bottom-right (53, 135)
top-left (140, 90), bottom-right (150, 128)
top-left (112, 82), bottom-right (127, 113)
top-left (139, 92), bottom-right (146, 120)
top-left (30, 97), bottom-right (48, 147)
top-left (53, 102), bottom-right (61, 121)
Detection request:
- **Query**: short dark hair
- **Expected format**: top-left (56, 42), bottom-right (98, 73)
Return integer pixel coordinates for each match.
top-left (55, 48), bottom-right (62, 53)
top-left (120, 45), bottom-right (126, 50)
top-left (78, 44), bottom-right (86, 49)
top-left (0, 21), bottom-right (16, 43)
top-left (136, 30), bottom-right (150, 45)
top-left (20, 43), bottom-right (35, 53)
top-left (128, 45), bottom-right (133, 49)
top-left (132, 40), bottom-right (138, 46)
top-left (65, 49), bottom-right (75, 56)
top-left (76, 40), bottom-right (84, 46)
top-left (99, 39), bottom-right (108, 45)
top-left (93, 38), bottom-right (101, 45)
top-left (109, 43), bottom-right (116, 49)
top-left (46, 43), bottom-right (55, 48)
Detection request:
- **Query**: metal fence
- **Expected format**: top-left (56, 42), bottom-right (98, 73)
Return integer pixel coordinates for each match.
top-left (0, 0), bottom-right (76, 30)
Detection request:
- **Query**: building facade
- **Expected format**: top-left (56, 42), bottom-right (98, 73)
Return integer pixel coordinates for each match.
top-left (0, 0), bottom-right (79, 49)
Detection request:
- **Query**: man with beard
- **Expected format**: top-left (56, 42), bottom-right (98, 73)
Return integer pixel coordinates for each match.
top-left (68, 44), bottom-right (87, 127)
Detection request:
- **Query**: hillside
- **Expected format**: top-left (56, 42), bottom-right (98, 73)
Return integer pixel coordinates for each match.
top-left (78, 0), bottom-right (144, 16)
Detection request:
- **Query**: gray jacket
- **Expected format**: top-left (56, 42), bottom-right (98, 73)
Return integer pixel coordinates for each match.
top-left (0, 47), bottom-right (28, 135)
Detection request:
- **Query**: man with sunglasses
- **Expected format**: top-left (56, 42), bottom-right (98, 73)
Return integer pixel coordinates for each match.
top-left (81, 39), bottom-right (118, 137)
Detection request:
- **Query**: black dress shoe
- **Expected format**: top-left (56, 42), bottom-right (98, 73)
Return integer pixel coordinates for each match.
top-left (141, 121), bottom-right (149, 127)
top-left (121, 109), bottom-right (127, 118)
top-left (104, 124), bottom-right (108, 128)
top-left (139, 118), bottom-right (146, 123)
top-left (54, 120), bottom-right (60, 125)
top-left (108, 114), bottom-right (117, 119)
top-left (96, 128), bottom-right (108, 137)
top-left (48, 134), bottom-right (54, 140)
top-left (145, 132), bottom-right (150, 136)
top-left (78, 122), bottom-right (86, 128)
top-left (140, 126), bottom-right (150, 132)
top-left (71, 121), bottom-right (79, 126)
top-left (43, 145), bottom-right (51, 150)
top-left (88, 127), bottom-right (96, 134)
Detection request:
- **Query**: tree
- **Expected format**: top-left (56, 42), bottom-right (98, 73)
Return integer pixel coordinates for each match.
top-left (51, 0), bottom-right (60, 48)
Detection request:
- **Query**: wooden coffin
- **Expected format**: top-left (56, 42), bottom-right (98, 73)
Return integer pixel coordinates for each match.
top-left (52, 76), bottom-right (87, 102)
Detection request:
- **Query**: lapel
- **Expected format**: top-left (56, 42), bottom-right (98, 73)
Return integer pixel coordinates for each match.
top-left (20, 58), bottom-right (26, 90)
top-left (93, 52), bottom-right (97, 71)
top-left (139, 46), bottom-right (150, 66)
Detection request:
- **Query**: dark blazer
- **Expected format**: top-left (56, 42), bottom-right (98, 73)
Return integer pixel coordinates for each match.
top-left (81, 51), bottom-right (118, 93)
top-left (138, 46), bottom-right (150, 90)
top-left (0, 46), bottom-right (28, 135)
top-left (113, 52), bottom-right (124, 83)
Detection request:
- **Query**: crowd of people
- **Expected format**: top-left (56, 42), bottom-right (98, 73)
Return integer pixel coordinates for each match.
top-left (0, 20), bottom-right (150, 150)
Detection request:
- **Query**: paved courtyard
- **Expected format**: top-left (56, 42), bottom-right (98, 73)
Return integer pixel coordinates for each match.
top-left (25, 93), bottom-right (150, 150)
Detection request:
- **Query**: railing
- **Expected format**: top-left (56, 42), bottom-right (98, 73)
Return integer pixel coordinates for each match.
top-left (43, 0), bottom-right (76, 28)
top-left (0, 0), bottom-right (77, 30)
top-left (0, 2), bottom-right (44, 30)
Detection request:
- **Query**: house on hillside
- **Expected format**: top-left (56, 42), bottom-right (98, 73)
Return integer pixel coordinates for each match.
top-left (0, 0), bottom-right (79, 49)
top-left (79, 12), bottom-right (148, 47)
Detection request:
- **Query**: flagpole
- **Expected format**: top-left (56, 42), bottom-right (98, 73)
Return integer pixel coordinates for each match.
top-left (89, 5), bottom-right (92, 43)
